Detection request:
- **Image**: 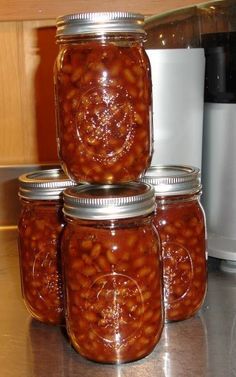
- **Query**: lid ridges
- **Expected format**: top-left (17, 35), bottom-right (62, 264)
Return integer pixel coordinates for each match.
top-left (142, 165), bottom-right (202, 196)
top-left (56, 11), bottom-right (145, 37)
top-left (57, 12), bottom-right (143, 22)
top-left (63, 182), bottom-right (155, 220)
top-left (18, 168), bottom-right (76, 200)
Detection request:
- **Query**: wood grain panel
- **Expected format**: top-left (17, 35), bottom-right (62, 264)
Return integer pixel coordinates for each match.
top-left (0, 20), bottom-right (59, 164)
top-left (0, 0), bottom-right (212, 21)
top-left (0, 22), bottom-right (25, 163)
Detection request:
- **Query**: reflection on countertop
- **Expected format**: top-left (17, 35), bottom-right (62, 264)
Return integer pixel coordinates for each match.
top-left (1, 228), bottom-right (236, 377)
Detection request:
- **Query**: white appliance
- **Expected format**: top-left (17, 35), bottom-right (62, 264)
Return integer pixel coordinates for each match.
top-left (146, 48), bottom-right (205, 169)
top-left (201, 30), bottom-right (236, 271)
top-left (202, 103), bottom-right (236, 269)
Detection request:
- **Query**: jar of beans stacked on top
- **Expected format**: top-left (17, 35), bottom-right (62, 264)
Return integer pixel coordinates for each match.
top-left (54, 12), bottom-right (153, 184)
top-left (62, 182), bottom-right (163, 363)
top-left (18, 168), bottom-right (76, 325)
top-left (142, 165), bottom-right (207, 322)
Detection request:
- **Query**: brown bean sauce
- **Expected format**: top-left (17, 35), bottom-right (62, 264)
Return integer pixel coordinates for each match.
top-left (54, 41), bottom-right (152, 183)
top-left (62, 219), bottom-right (163, 363)
top-left (154, 198), bottom-right (207, 322)
top-left (18, 200), bottom-right (65, 325)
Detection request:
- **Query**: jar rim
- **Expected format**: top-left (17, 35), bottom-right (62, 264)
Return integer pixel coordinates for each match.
top-left (18, 168), bottom-right (76, 200)
top-left (56, 12), bottom-right (146, 38)
top-left (141, 165), bottom-right (202, 196)
top-left (63, 182), bottom-right (155, 220)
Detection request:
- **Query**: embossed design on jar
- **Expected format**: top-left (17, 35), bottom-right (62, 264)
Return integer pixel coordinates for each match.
top-left (62, 217), bottom-right (163, 362)
top-left (32, 249), bottom-right (63, 306)
top-left (76, 86), bottom-right (135, 161)
top-left (84, 273), bottom-right (144, 343)
top-left (18, 199), bottom-right (65, 325)
top-left (55, 40), bottom-right (152, 183)
top-left (162, 242), bottom-right (193, 304)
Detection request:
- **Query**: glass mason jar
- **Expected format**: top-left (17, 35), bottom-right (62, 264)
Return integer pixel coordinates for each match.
top-left (54, 12), bottom-right (153, 184)
top-left (142, 166), bottom-right (207, 322)
top-left (18, 168), bottom-right (76, 325)
top-left (62, 182), bottom-right (163, 363)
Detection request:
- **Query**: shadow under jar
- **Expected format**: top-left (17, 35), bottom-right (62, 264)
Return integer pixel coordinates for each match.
top-left (62, 182), bottom-right (163, 363)
top-left (54, 12), bottom-right (153, 184)
top-left (142, 165), bottom-right (207, 322)
top-left (18, 168), bottom-right (76, 325)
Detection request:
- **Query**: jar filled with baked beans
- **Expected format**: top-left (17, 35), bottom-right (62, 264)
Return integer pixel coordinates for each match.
top-left (142, 165), bottom-right (207, 322)
top-left (18, 168), bottom-right (76, 325)
top-left (54, 12), bottom-right (153, 184)
top-left (62, 182), bottom-right (163, 363)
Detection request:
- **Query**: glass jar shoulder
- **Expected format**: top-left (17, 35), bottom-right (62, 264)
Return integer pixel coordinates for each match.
top-left (62, 217), bottom-right (159, 257)
top-left (18, 199), bottom-right (64, 235)
top-left (55, 39), bottom-right (150, 79)
top-left (154, 196), bottom-right (205, 228)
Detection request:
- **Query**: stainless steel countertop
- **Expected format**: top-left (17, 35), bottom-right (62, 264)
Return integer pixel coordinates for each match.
top-left (1, 228), bottom-right (236, 377)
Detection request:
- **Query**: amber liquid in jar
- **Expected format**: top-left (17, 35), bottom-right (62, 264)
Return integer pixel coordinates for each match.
top-left (153, 194), bottom-right (207, 322)
top-left (18, 199), bottom-right (65, 325)
top-left (62, 216), bottom-right (163, 363)
top-left (54, 37), bottom-right (152, 183)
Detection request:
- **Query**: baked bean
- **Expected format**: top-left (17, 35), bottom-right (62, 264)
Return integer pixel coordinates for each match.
top-left (62, 220), bottom-right (163, 363)
top-left (54, 42), bottom-right (152, 183)
top-left (18, 200), bottom-right (64, 325)
top-left (154, 198), bottom-right (207, 322)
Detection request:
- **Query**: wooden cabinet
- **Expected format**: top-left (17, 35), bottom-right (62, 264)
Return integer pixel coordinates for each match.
top-left (0, 0), bottom-right (208, 164)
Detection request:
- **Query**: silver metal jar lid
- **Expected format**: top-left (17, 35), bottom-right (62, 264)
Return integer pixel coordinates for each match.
top-left (18, 168), bottom-right (76, 200)
top-left (141, 165), bottom-right (202, 196)
top-left (56, 12), bottom-right (145, 38)
top-left (63, 182), bottom-right (155, 220)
